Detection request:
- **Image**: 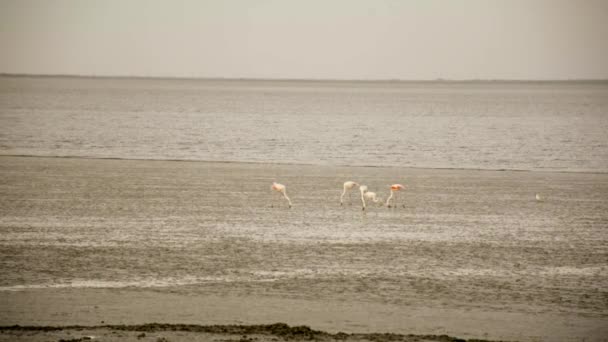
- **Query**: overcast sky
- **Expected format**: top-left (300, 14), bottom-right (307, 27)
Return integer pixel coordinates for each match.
top-left (1, 0), bottom-right (607, 80)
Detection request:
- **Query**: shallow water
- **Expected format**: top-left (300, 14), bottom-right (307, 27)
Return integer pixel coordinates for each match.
top-left (1, 156), bottom-right (607, 325)
top-left (1, 76), bottom-right (607, 172)
top-left (1, 76), bottom-right (608, 341)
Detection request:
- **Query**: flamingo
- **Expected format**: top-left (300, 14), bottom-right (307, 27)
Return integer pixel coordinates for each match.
top-left (340, 181), bottom-right (359, 206)
top-left (271, 182), bottom-right (292, 208)
top-left (364, 191), bottom-right (382, 205)
top-left (386, 184), bottom-right (406, 208)
top-left (359, 185), bottom-right (368, 210)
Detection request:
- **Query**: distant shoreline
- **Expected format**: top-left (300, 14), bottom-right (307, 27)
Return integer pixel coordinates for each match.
top-left (2, 154), bottom-right (607, 175)
top-left (1, 72), bottom-right (607, 84)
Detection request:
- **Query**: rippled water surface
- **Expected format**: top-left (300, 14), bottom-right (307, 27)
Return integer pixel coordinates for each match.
top-left (1, 156), bottom-right (607, 319)
top-left (1, 76), bottom-right (607, 171)
top-left (1, 76), bottom-right (607, 341)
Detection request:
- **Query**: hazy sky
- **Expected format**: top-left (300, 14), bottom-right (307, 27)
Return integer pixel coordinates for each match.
top-left (1, 0), bottom-right (607, 80)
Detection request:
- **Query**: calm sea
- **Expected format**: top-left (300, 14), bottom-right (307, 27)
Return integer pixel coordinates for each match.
top-left (1, 76), bottom-right (608, 341)
top-left (1, 76), bottom-right (607, 172)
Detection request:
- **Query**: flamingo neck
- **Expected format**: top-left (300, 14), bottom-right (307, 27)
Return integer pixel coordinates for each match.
top-left (360, 189), bottom-right (366, 208)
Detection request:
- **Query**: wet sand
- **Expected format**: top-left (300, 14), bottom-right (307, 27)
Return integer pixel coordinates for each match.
top-left (1, 156), bottom-right (607, 341)
top-left (2, 289), bottom-right (607, 341)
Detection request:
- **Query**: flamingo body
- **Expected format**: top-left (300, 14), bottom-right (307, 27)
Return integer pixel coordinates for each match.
top-left (271, 182), bottom-right (292, 208)
top-left (386, 183), bottom-right (406, 207)
top-left (364, 191), bottom-right (382, 204)
top-left (340, 181), bottom-right (359, 205)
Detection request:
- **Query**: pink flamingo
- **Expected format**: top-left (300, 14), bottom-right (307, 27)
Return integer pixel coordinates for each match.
top-left (386, 184), bottom-right (406, 208)
top-left (271, 182), bottom-right (292, 208)
top-left (340, 181), bottom-right (359, 206)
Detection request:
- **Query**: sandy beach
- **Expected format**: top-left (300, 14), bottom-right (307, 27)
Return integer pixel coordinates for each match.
top-left (1, 155), bottom-right (607, 341)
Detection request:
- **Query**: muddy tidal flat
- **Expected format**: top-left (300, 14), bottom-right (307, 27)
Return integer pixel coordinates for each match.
top-left (0, 322), bottom-right (503, 342)
top-left (0, 156), bottom-right (607, 341)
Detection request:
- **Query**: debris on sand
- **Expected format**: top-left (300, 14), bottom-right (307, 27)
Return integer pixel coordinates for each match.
top-left (0, 323), bottom-right (505, 342)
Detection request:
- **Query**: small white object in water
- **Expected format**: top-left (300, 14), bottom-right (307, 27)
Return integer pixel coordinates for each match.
top-left (535, 193), bottom-right (543, 201)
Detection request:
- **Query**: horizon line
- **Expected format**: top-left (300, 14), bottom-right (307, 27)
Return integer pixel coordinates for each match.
top-left (1, 154), bottom-right (606, 175)
top-left (1, 72), bottom-right (607, 83)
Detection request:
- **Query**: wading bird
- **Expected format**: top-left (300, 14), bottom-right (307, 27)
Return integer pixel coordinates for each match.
top-left (340, 181), bottom-right (359, 206)
top-left (359, 185), bottom-right (368, 210)
top-left (271, 182), bottom-right (292, 208)
top-left (364, 191), bottom-right (382, 206)
top-left (386, 184), bottom-right (406, 208)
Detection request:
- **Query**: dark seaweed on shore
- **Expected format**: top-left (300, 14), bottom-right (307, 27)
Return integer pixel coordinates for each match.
top-left (0, 323), bottom-right (507, 342)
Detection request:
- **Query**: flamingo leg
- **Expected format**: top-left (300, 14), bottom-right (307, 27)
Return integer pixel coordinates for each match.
top-left (386, 190), bottom-right (394, 208)
top-left (395, 192), bottom-right (405, 208)
top-left (360, 191), bottom-right (366, 211)
top-left (272, 191), bottom-right (283, 208)
top-left (271, 192), bottom-right (277, 208)
top-left (282, 191), bottom-right (292, 208)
